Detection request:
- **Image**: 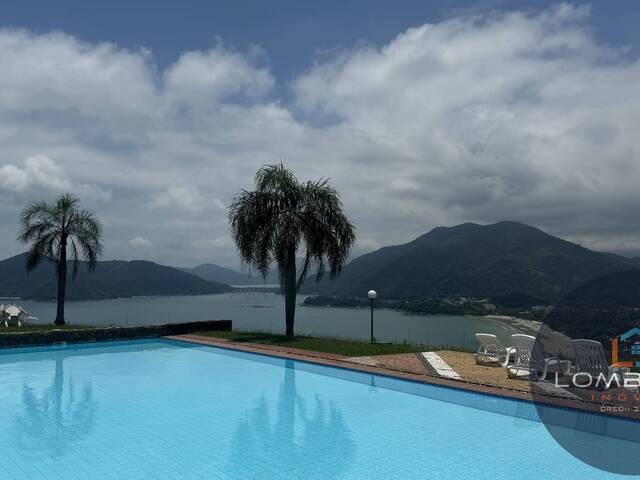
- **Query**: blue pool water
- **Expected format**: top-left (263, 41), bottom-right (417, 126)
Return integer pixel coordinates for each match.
top-left (0, 339), bottom-right (637, 479)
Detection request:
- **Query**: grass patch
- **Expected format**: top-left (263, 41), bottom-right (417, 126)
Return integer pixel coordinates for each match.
top-left (196, 330), bottom-right (424, 357)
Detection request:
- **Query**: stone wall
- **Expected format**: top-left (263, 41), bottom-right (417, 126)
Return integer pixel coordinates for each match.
top-left (0, 320), bottom-right (231, 348)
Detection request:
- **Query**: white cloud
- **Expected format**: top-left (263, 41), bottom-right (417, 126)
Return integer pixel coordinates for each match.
top-left (75, 183), bottom-right (113, 203)
top-left (191, 237), bottom-right (233, 249)
top-left (1, 4), bottom-right (640, 265)
top-left (0, 155), bottom-right (111, 203)
top-left (150, 183), bottom-right (226, 213)
top-left (163, 45), bottom-right (274, 109)
top-left (0, 29), bottom-right (155, 120)
top-left (292, 3), bottom-right (640, 250)
top-left (128, 237), bottom-right (151, 248)
top-left (0, 155), bottom-right (71, 192)
top-left (151, 183), bottom-right (205, 212)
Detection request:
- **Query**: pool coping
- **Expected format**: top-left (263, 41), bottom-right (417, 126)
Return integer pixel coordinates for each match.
top-left (167, 333), bottom-right (640, 422)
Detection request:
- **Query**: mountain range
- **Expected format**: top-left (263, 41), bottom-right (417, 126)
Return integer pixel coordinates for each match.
top-left (181, 257), bottom-right (314, 285)
top-left (2, 221), bottom-right (639, 305)
top-left (0, 253), bottom-right (232, 300)
top-left (304, 221), bottom-right (640, 304)
top-left (180, 264), bottom-right (279, 285)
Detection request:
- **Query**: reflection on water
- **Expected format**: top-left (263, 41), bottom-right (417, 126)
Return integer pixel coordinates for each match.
top-left (229, 362), bottom-right (355, 479)
top-left (14, 357), bottom-right (97, 458)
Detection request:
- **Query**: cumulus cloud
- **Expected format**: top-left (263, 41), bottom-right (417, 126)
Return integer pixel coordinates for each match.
top-left (151, 183), bottom-right (205, 212)
top-left (293, 3), bottom-right (640, 253)
top-left (151, 183), bottom-right (226, 212)
top-left (0, 155), bottom-right (111, 202)
top-left (128, 237), bottom-right (151, 248)
top-left (0, 155), bottom-right (71, 192)
top-left (0, 4), bottom-right (639, 266)
top-left (163, 45), bottom-right (274, 109)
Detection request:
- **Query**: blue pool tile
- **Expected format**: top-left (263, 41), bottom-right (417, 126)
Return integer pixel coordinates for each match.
top-left (0, 339), bottom-right (637, 479)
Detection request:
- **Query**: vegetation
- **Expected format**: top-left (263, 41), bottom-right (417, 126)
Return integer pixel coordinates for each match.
top-left (559, 270), bottom-right (640, 307)
top-left (303, 294), bottom-right (493, 315)
top-left (546, 306), bottom-right (640, 348)
top-left (17, 193), bottom-right (103, 325)
top-left (229, 163), bottom-right (355, 336)
top-left (306, 221), bottom-right (637, 303)
top-left (546, 271), bottom-right (640, 344)
top-left (198, 330), bottom-right (423, 356)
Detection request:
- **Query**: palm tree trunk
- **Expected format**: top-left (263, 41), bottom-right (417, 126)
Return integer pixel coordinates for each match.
top-left (284, 249), bottom-right (297, 337)
top-left (55, 240), bottom-right (67, 326)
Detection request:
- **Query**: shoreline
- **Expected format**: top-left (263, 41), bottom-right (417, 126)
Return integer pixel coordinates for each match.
top-left (483, 314), bottom-right (542, 335)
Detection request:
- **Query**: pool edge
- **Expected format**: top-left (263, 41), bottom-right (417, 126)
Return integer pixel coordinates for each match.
top-left (167, 333), bottom-right (640, 423)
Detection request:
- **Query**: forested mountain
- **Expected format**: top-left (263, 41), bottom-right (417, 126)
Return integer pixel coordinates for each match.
top-left (308, 221), bottom-right (637, 303)
top-left (0, 253), bottom-right (232, 300)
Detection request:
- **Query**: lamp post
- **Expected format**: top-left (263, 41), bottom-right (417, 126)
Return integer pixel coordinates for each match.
top-left (368, 290), bottom-right (377, 343)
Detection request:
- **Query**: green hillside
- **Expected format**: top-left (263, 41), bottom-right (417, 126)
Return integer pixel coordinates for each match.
top-left (0, 253), bottom-right (232, 300)
top-left (309, 221), bottom-right (636, 303)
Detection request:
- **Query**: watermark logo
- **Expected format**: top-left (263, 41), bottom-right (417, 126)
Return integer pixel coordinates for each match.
top-left (528, 325), bottom-right (640, 475)
top-left (552, 370), bottom-right (640, 391)
top-left (611, 326), bottom-right (640, 370)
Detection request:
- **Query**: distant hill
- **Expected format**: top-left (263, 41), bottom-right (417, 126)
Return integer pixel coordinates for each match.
top-left (598, 252), bottom-right (640, 269)
top-left (558, 270), bottom-right (640, 308)
top-left (308, 221), bottom-right (638, 303)
top-left (180, 263), bottom-right (277, 285)
top-left (0, 253), bottom-right (232, 300)
top-left (184, 258), bottom-right (313, 285)
top-left (546, 270), bottom-right (640, 343)
top-left (180, 263), bottom-right (280, 285)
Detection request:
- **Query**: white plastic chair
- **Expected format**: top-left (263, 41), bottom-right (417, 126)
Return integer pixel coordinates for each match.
top-left (475, 333), bottom-right (516, 366)
top-left (507, 334), bottom-right (571, 381)
top-left (571, 339), bottom-right (634, 391)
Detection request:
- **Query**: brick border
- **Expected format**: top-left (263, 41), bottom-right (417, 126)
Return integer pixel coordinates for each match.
top-left (168, 333), bottom-right (640, 421)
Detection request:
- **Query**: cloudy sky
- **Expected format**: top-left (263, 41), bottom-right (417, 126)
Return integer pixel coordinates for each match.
top-left (1, 1), bottom-right (639, 268)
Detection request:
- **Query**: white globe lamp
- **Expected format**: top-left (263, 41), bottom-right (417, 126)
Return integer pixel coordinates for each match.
top-left (368, 290), bottom-right (377, 343)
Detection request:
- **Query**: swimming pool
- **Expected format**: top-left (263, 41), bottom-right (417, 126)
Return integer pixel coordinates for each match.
top-left (0, 339), bottom-right (637, 479)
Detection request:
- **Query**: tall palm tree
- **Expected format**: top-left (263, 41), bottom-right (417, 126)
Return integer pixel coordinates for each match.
top-left (17, 193), bottom-right (103, 325)
top-left (229, 164), bottom-right (355, 337)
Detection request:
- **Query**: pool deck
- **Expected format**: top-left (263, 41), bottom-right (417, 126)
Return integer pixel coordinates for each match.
top-left (167, 334), bottom-right (640, 421)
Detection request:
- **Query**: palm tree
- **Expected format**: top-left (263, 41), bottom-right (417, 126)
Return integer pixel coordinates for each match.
top-left (17, 193), bottom-right (103, 325)
top-left (229, 164), bottom-right (355, 337)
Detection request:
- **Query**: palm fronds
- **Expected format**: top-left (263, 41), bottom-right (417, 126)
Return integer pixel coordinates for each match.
top-left (17, 193), bottom-right (103, 324)
top-left (229, 164), bottom-right (355, 335)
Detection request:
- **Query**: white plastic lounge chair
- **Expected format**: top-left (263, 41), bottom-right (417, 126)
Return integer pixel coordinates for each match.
top-left (571, 339), bottom-right (634, 391)
top-left (475, 333), bottom-right (516, 366)
top-left (507, 334), bottom-right (571, 381)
